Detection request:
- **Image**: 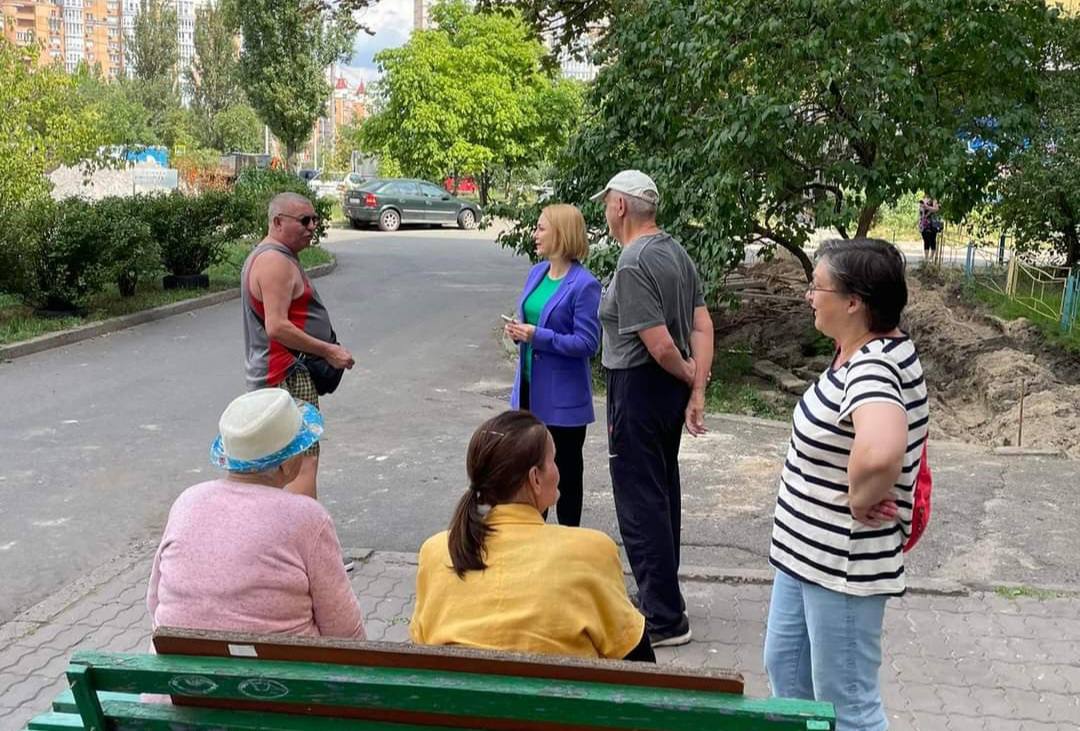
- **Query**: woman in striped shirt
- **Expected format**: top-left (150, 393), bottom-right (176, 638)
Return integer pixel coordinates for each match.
top-left (764, 239), bottom-right (929, 731)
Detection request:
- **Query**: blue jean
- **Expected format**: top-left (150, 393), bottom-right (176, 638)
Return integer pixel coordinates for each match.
top-left (764, 569), bottom-right (889, 731)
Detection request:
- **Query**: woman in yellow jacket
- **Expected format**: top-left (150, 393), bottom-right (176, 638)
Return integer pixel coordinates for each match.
top-left (411, 410), bottom-right (653, 661)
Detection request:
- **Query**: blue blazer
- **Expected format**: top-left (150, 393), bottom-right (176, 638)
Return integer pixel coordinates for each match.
top-left (510, 261), bottom-right (602, 427)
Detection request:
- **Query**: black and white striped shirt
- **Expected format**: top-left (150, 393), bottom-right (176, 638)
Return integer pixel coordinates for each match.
top-left (769, 336), bottom-right (929, 596)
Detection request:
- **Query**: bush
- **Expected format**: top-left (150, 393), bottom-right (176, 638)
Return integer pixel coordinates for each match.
top-left (37, 199), bottom-right (115, 311)
top-left (145, 191), bottom-right (232, 277)
top-left (0, 199), bottom-right (55, 305)
top-left (95, 197), bottom-right (159, 297)
top-left (229, 168), bottom-right (331, 242)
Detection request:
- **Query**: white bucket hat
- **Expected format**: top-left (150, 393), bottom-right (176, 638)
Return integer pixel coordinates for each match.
top-left (209, 388), bottom-right (323, 473)
top-left (590, 170), bottom-right (660, 205)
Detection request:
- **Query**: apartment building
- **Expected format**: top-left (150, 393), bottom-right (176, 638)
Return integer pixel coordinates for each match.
top-left (1, 0), bottom-right (206, 80)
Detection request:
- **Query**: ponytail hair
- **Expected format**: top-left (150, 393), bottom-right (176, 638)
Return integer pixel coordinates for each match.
top-left (447, 410), bottom-right (550, 577)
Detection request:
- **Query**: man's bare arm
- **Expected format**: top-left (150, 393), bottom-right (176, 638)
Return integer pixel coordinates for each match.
top-left (639, 325), bottom-right (695, 385)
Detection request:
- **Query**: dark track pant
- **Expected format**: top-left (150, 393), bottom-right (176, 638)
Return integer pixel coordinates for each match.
top-left (607, 363), bottom-right (690, 633)
top-left (519, 382), bottom-right (587, 527)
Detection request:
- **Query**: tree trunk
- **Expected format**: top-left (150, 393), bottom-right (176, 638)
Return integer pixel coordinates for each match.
top-left (285, 141), bottom-right (298, 173)
top-left (855, 202), bottom-right (880, 238)
top-left (479, 170), bottom-right (491, 207)
top-left (1064, 224), bottom-right (1080, 269)
top-left (752, 223), bottom-right (813, 281)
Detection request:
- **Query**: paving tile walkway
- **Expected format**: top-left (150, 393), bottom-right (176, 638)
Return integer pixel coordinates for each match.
top-left (2, 550), bottom-right (1078, 730)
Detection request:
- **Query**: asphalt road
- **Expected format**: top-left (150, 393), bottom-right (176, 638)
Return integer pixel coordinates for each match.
top-left (0, 226), bottom-right (531, 623)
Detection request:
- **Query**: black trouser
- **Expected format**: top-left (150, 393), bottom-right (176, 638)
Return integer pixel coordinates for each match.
top-left (519, 381), bottom-right (587, 527)
top-left (921, 229), bottom-right (938, 252)
top-left (607, 363), bottom-right (689, 634)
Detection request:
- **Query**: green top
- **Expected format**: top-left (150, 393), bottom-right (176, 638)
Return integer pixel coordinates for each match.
top-left (522, 273), bottom-right (564, 382)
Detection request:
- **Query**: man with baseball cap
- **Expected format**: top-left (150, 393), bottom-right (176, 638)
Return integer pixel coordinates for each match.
top-left (593, 170), bottom-right (714, 648)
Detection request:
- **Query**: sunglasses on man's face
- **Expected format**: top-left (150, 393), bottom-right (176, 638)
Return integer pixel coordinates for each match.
top-left (279, 213), bottom-right (320, 227)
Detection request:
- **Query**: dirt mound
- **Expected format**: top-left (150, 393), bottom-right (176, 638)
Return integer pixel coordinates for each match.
top-left (717, 254), bottom-right (1080, 458)
top-left (903, 276), bottom-right (1080, 458)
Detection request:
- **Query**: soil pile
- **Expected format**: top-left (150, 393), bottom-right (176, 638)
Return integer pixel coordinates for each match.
top-left (716, 254), bottom-right (1080, 458)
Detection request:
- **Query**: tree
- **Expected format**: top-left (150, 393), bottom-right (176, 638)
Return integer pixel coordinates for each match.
top-left (187, 2), bottom-right (243, 139)
top-left (72, 68), bottom-right (158, 148)
top-left (229, 0), bottom-right (356, 169)
top-left (361, 0), bottom-right (584, 205)
top-left (0, 41), bottom-right (102, 206)
top-left (126, 0), bottom-right (180, 134)
top-left (209, 104), bottom-right (265, 153)
top-left (498, 0), bottom-right (1059, 288)
top-left (988, 15), bottom-right (1080, 267)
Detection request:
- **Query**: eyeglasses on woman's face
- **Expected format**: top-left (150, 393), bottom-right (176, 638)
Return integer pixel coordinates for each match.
top-left (806, 283), bottom-right (842, 296)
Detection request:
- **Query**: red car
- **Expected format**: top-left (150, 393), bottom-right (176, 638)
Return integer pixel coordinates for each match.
top-left (443, 177), bottom-right (477, 195)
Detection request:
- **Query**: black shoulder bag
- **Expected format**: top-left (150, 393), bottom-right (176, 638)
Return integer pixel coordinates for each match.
top-left (296, 328), bottom-right (345, 395)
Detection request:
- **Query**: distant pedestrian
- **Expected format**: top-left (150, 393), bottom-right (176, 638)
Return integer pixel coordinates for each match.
top-left (917, 197), bottom-right (942, 258)
top-left (411, 410), bottom-right (652, 661)
top-left (505, 204), bottom-right (601, 527)
top-left (241, 192), bottom-right (354, 500)
top-left (764, 238), bottom-right (929, 731)
top-left (593, 170), bottom-right (714, 648)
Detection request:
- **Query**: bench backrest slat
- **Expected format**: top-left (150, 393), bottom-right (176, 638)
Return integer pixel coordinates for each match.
top-left (70, 650), bottom-right (836, 731)
top-left (153, 627), bottom-right (744, 694)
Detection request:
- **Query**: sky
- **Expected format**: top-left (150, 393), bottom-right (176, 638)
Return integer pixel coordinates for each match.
top-left (339, 0), bottom-right (415, 86)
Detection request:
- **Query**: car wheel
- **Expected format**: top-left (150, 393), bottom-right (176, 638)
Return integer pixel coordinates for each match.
top-left (378, 209), bottom-right (401, 232)
top-left (457, 209), bottom-right (477, 230)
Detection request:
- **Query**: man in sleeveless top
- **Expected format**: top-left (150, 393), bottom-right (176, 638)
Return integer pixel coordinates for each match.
top-left (241, 192), bottom-right (355, 500)
top-left (593, 171), bottom-right (714, 648)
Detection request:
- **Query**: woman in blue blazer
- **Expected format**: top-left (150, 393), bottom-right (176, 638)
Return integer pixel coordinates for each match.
top-left (504, 204), bottom-right (602, 527)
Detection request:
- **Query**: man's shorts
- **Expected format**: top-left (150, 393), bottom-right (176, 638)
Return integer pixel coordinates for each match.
top-left (283, 366), bottom-right (320, 457)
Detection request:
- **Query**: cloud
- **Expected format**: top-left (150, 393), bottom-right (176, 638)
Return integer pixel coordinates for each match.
top-left (346, 0), bottom-right (413, 78)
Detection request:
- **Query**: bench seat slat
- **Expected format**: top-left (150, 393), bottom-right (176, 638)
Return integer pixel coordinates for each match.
top-left (24, 712), bottom-right (85, 731)
top-left (102, 700), bottom-right (484, 731)
top-left (52, 690), bottom-right (139, 713)
top-left (70, 651), bottom-right (835, 731)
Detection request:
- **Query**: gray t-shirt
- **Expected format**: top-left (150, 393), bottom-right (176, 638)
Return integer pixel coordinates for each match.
top-left (600, 232), bottom-right (705, 370)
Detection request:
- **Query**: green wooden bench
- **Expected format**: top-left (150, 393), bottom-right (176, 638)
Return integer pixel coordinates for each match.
top-left (25, 627), bottom-right (835, 730)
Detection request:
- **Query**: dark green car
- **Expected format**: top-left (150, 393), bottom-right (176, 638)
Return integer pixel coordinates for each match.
top-left (342, 178), bottom-right (481, 232)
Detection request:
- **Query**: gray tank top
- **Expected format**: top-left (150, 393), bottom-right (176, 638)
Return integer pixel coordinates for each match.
top-left (240, 242), bottom-right (333, 390)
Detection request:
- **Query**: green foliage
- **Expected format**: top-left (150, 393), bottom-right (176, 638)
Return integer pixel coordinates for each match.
top-left (361, 0), bottom-right (584, 205)
top-left (127, 0), bottom-right (180, 135)
top-left (208, 104), bottom-right (264, 153)
top-left (72, 71), bottom-right (158, 148)
top-left (498, 0), bottom-right (1059, 296)
top-left (36, 199), bottom-right (116, 311)
top-left (230, 0), bottom-right (356, 167)
top-left (188, 2), bottom-right (243, 124)
top-left (476, 0), bottom-right (611, 53)
top-left (0, 200), bottom-right (58, 305)
top-left (986, 16), bottom-right (1080, 266)
top-left (95, 197), bottom-right (161, 297)
top-left (0, 41), bottom-right (103, 206)
top-left (128, 0), bottom-right (179, 86)
top-left (229, 168), bottom-right (333, 241)
top-left (142, 191), bottom-right (232, 276)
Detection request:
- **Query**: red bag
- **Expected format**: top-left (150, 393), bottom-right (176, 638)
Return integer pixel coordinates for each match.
top-left (903, 441), bottom-right (932, 552)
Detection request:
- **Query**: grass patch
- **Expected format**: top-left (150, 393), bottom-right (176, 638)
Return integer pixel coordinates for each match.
top-left (591, 345), bottom-right (789, 420)
top-left (965, 281), bottom-right (1080, 354)
top-left (0, 240), bottom-right (335, 346)
top-left (993, 585), bottom-right (1066, 600)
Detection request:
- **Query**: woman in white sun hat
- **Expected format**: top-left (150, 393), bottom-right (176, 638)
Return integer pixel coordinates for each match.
top-left (147, 388), bottom-right (365, 638)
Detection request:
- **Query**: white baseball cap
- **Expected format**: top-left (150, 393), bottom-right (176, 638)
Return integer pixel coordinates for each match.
top-left (590, 170), bottom-right (660, 205)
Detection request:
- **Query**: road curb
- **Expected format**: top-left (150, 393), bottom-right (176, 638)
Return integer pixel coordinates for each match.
top-left (0, 260), bottom-right (337, 362)
top-left (348, 550), bottom-right (1078, 598)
